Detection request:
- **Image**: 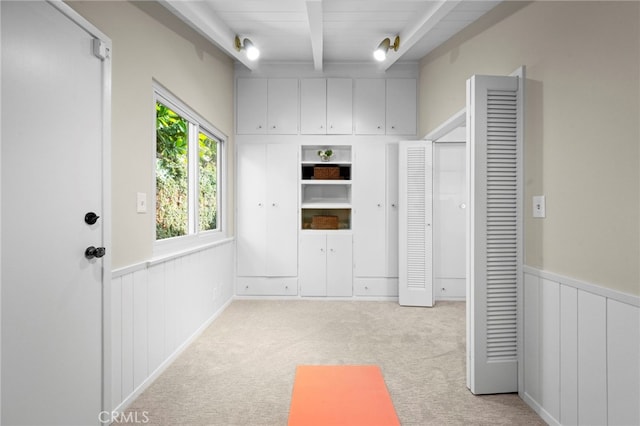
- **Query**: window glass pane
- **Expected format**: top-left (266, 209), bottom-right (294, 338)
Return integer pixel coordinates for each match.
top-left (156, 102), bottom-right (188, 239)
top-left (198, 131), bottom-right (218, 232)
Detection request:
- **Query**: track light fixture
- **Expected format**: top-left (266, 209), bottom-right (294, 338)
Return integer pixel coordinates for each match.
top-left (234, 36), bottom-right (260, 61)
top-left (373, 35), bottom-right (400, 62)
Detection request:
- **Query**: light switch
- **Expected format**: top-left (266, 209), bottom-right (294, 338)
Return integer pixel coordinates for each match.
top-left (533, 195), bottom-right (546, 218)
top-left (137, 192), bottom-right (147, 213)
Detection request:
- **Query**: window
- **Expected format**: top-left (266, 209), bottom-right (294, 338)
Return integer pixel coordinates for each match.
top-left (154, 88), bottom-right (225, 246)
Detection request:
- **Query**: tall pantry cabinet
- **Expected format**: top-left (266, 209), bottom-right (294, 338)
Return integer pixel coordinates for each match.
top-left (236, 143), bottom-right (298, 295)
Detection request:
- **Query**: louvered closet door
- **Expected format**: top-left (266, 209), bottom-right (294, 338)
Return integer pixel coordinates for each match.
top-left (466, 71), bottom-right (523, 394)
top-left (399, 141), bottom-right (433, 307)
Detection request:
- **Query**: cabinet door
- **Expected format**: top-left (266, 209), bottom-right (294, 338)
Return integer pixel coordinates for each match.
top-left (299, 234), bottom-right (327, 296)
top-left (354, 143), bottom-right (387, 277)
top-left (237, 78), bottom-right (267, 134)
top-left (237, 144), bottom-right (267, 275)
top-left (386, 79), bottom-right (417, 135)
top-left (268, 78), bottom-right (298, 134)
top-left (354, 79), bottom-right (385, 135)
top-left (386, 143), bottom-right (399, 277)
top-left (266, 144), bottom-right (298, 276)
top-left (300, 79), bottom-right (327, 134)
top-left (327, 78), bottom-right (353, 134)
top-left (327, 234), bottom-right (353, 296)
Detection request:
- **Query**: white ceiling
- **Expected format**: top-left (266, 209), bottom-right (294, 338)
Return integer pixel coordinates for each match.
top-left (160, 0), bottom-right (501, 71)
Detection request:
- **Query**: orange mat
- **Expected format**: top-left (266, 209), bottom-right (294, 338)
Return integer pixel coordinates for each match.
top-left (288, 365), bottom-right (400, 426)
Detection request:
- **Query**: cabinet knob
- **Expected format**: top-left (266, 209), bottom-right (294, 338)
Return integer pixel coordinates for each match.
top-left (377, 125), bottom-right (382, 129)
top-left (272, 125), bottom-right (276, 129)
top-left (320, 248), bottom-right (324, 252)
top-left (330, 248), bottom-right (335, 252)
top-left (377, 203), bottom-right (382, 207)
top-left (272, 203), bottom-right (277, 207)
top-left (258, 203), bottom-right (263, 207)
top-left (391, 125), bottom-right (396, 129)
top-left (257, 125), bottom-right (262, 129)
top-left (320, 125), bottom-right (324, 129)
top-left (392, 203), bottom-right (397, 208)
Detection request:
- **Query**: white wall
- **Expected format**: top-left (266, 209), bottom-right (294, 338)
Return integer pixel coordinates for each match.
top-left (523, 267), bottom-right (639, 426)
top-left (108, 240), bottom-right (235, 412)
top-left (68, 1), bottom-right (235, 269)
top-left (418, 1), bottom-right (639, 296)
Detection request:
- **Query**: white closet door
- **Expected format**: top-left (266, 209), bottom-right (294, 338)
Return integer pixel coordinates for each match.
top-left (399, 141), bottom-right (433, 307)
top-left (466, 70), bottom-right (524, 394)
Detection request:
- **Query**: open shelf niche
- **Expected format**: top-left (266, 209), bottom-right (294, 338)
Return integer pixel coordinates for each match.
top-left (300, 145), bottom-right (352, 231)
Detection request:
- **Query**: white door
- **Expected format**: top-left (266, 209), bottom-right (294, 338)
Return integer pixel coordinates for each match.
top-left (326, 234), bottom-right (353, 297)
top-left (265, 144), bottom-right (298, 276)
top-left (386, 79), bottom-right (417, 135)
top-left (299, 234), bottom-right (327, 296)
top-left (466, 70), bottom-right (524, 394)
top-left (386, 143), bottom-right (399, 276)
top-left (236, 78), bottom-right (267, 134)
top-left (300, 78), bottom-right (326, 134)
top-left (326, 78), bottom-right (352, 134)
top-left (354, 79), bottom-right (385, 135)
top-left (353, 143), bottom-right (386, 277)
top-left (398, 141), bottom-right (433, 307)
top-left (236, 144), bottom-right (267, 276)
top-left (2, 2), bottom-right (109, 424)
top-left (434, 142), bottom-right (466, 299)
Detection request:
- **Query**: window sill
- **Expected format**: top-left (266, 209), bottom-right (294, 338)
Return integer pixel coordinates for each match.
top-left (150, 235), bottom-right (234, 267)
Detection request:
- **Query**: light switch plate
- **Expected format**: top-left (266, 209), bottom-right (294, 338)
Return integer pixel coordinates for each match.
top-left (533, 195), bottom-right (546, 218)
top-left (137, 192), bottom-right (147, 213)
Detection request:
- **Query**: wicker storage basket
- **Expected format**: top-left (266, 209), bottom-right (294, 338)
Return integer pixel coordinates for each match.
top-left (313, 166), bottom-right (341, 180)
top-left (311, 215), bottom-right (339, 229)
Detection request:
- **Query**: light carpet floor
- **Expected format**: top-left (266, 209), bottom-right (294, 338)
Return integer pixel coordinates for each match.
top-left (121, 300), bottom-right (545, 425)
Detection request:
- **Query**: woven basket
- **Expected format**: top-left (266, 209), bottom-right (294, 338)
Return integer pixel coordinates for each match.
top-left (314, 166), bottom-right (341, 180)
top-left (311, 215), bottom-right (339, 229)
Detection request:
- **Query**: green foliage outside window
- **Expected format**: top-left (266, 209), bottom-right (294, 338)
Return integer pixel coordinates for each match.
top-left (156, 102), bottom-right (218, 240)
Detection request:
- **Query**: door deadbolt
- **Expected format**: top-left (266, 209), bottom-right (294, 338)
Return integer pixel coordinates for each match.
top-left (85, 246), bottom-right (106, 259)
top-left (85, 212), bottom-right (100, 225)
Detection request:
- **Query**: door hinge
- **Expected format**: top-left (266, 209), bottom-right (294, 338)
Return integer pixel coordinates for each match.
top-left (92, 38), bottom-right (110, 60)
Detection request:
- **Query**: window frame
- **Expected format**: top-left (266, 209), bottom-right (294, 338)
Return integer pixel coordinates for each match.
top-left (153, 83), bottom-right (227, 256)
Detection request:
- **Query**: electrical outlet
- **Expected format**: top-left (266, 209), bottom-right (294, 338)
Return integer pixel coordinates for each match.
top-left (533, 195), bottom-right (546, 218)
top-left (137, 192), bottom-right (147, 213)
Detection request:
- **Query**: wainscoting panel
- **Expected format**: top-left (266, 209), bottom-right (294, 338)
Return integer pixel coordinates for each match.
top-left (522, 267), bottom-right (640, 426)
top-left (109, 239), bottom-right (235, 412)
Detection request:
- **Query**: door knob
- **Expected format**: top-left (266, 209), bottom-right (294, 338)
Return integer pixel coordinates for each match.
top-left (84, 212), bottom-right (100, 225)
top-left (85, 246), bottom-right (106, 259)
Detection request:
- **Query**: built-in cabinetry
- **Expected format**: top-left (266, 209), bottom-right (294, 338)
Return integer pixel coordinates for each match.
top-left (354, 78), bottom-right (417, 135)
top-left (299, 145), bottom-right (353, 296)
top-left (236, 143), bottom-right (298, 295)
top-left (236, 78), bottom-right (298, 134)
top-left (237, 77), bottom-right (416, 137)
top-left (299, 233), bottom-right (353, 296)
top-left (300, 78), bottom-right (353, 134)
top-left (235, 73), bottom-right (418, 299)
top-left (353, 142), bottom-right (399, 296)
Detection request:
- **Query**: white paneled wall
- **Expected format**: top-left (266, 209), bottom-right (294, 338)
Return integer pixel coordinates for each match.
top-left (523, 267), bottom-right (640, 426)
top-left (109, 239), bottom-right (235, 412)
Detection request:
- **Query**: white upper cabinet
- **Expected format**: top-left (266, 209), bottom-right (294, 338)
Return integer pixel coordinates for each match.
top-left (327, 78), bottom-right (353, 134)
top-left (300, 79), bottom-right (327, 134)
top-left (386, 79), bottom-right (417, 135)
top-left (354, 78), bottom-right (417, 135)
top-left (267, 78), bottom-right (299, 134)
top-left (301, 78), bottom-right (352, 135)
top-left (237, 78), bottom-right (267, 134)
top-left (236, 78), bottom-right (298, 135)
top-left (354, 79), bottom-right (386, 135)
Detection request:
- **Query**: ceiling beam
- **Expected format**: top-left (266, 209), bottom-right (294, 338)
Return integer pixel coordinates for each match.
top-left (159, 0), bottom-right (257, 71)
top-left (306, 0), bottom-right (324, 71)
top-left (381, 0), bottom-right (461, 70)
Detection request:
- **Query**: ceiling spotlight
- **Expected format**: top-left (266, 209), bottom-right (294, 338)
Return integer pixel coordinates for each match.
top-left (374, 35), bottom-right (400, 62)
top-left (235, 36), bottom-right (260, 61)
